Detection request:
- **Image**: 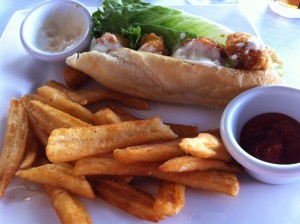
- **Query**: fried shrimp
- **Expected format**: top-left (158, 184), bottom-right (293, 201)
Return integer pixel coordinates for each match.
top-left (225, 32), bottom-right (270, 70)
top-left (172, 37), bottom-right (226, 65)
top-left (94, 32), bottom-right (130, 52)
top-left (184, 37), bottom-right (227, 59)
top-left (138, 33), bottom-right (169, 55)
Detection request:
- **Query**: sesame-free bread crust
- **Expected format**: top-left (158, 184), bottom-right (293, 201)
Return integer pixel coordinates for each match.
top-left (66, 48), bottom-right (283, 108)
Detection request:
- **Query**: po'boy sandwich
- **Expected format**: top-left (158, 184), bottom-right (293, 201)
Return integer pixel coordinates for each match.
top-left (66, 0), bottom-right (283, 108)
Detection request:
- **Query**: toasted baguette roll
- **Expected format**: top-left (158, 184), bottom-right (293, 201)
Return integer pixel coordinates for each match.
top-left (66, 48), bottom-right (283, 108)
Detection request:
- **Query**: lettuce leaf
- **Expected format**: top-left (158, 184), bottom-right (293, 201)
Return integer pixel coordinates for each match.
top-left (92, 0), bottom-right (233, 52)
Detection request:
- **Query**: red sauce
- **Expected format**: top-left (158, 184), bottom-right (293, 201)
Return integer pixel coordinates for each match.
top-left (240, 113), bottom-right (300, 164)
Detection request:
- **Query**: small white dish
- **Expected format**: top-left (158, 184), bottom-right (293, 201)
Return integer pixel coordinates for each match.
top-left (221, 85), bottom-right (300, 184)
top-left (20, 0), bottom-right (92, 61)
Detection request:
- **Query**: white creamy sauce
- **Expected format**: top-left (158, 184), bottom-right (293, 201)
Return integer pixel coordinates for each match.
top-left (234, 36), bottom-right (265, 55)
top-left (138, 44), bottom-right (161, 54)
top-left (93, 34), bottom-right (122, 53)
top-left (37, 7), bottom-right (86, 52)
top-left (246, 37), bottom-right (265, 51)
top-left (172, 39), bottom-right (221, 65)
top-left (236, 42), bottom-right (245, 48)
top-left (179, 32), bottom-right (186, 40)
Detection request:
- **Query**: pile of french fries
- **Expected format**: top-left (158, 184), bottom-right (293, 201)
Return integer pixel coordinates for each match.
top-left (0, 67), bottom-right (241, 223)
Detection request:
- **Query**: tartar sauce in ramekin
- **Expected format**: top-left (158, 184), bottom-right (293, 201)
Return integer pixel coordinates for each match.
top-left (37, 6), bottom-right (87, 52)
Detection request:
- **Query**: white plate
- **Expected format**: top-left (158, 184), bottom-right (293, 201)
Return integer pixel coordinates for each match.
top-left (1, 5), bottom-right (300, 224)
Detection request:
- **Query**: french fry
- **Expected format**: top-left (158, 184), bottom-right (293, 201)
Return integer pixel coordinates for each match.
top-left (73, 157), bottom-right (239, 196)
top-left (180, 133), bottom-right (232, 162)
top-left (44, 185), bottom-right (92, 224)
top-left (26, 100), bottom-right (91, 135)
top-left (108, 104), bottom-right (139, 121)
top-left (73, 156), bottom-right (157, 176)
top-left (0, 99), bottom-right (28, 197)
top-left (19, 127), bottom-right (40, 169)
top-left (87, 175), bottom-right (134, 184)
top-left (26, 108), bottom-right (49, 146)
top-left (153, 181), bottom-right (185, 217)
top-left (113, 139), bottom-right (185, 163)
top-left (92, 179), bottom-right (164, 222)
top-left (207, 128), bottom-right (221, 138)
top-left (154, 170), bottom-right (239, 197)
top-left (46, 117), bottom-right (177, 163)
top-left (77, 88), bottom-right (150, 110)
top-left (15, 163), bottom-right (95, 199)
top-left (166, 123), bottom-right (199, 138)
top-left (36, 86), bottom-right (93, 123)
top-left (159, 156), bottom-right (242, 173)
top-left (46, 80), bottom-right (88, 105)
top-left (21, 94), bottom-right (48, 146)
top-left (91, 108), bottom-right (123, 125)
top-left (64, 65), bottom-right (90, 89)
top-left (108, 104), bottom-right (198, 137)
top-left (21, 93), bottom-right (41, 104)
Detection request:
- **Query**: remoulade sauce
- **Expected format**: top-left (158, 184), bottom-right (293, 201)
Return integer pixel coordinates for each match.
top-left (240, 113), bottom-right (300, 164)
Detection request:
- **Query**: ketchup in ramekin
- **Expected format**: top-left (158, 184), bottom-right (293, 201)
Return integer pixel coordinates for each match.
top-left (240, 113), bottom-right (300, 164)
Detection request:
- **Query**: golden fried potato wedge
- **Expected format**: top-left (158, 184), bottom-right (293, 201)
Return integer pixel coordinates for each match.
top-left (44, 185), bottom-right (92, 224)
top-left (159, 156), bottom-right (242, 173)
top-left (64, 66), bottom-right (90, 89)
top-left (180, 133), bottom-right (232, 162)
top-left (154, 181), bottom-right (185, 217)
top-left (108, 104), bottom-right (197, 137)
top-left (87, 175), bottom-right (134, 184)
top-left (91, 108), bottom-right (123, 125)
top-left (15, 163), bottom-right (95, 199)
top-left (19, 127), bottom-right (40, 169)
top-left (21, 95), bottom-right (49, 146)
top-left (77, 88), bottom-right (150, 110)
top-left (73, 157), bottom-right (239, 196)
top-left (113, 139), bottom-right (185, 163)
top-left (73, 156), bottom-right (159, 176)
top-left (36, 86), bottom-right (93, 123)
top-left (46, 80), bottom-right (88, 105)
top-left (46, 117), bottom-right (177, 163)
top-left (108, 104), bottom-right (138, 121)
top-left (26, 108), bottom-right (49, 146)
top-left (92, 179), bottom-right (164, 222)
top-left (27, 100), bottom-right (91, 135)
top-left (165, 123), bottom-right (199, 138)
top-left (0, 99), bottom-right (28, 197)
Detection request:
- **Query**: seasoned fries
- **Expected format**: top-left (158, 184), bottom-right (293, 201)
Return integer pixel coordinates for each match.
top-left (19, 127), bottom-right (39, 169)
top-left (64, 65), bottom-right (90, 89)
top-left (154, 181), bottom-right (185, 217)
top-left (15, 163), bottom-right (95, 199)
top-left (24, 107), bottom-right (49, 146)
top-left (159, 156), bottom-right (242, 173)
top-left (92, 179), bottom-right (164, 222)
top-left (44, 185), bottom-right (92, 224)
top-left (46, 117), bottom-right (177, 162)
top-left (26, 100), bottom-right (91, 135)
top-left (0, 80), bottom-right (241, 223)
top-left (0, 99), bottom-right (28, 198)
top-left (73, 156), bottom-right (239, 196)
top-left (77, 88), bottom-right (150, 110)
top-left (166, 123), bottom-right (199, 138)
top-left (36, 86), bottom-right (93, 123)
top-left (91, 108), bottom-right (123, 125)
top-left (180, 133), bottom-right (232, 162)
top-left (113, 139), bottom-right (185, 163)
top-left (46, 80), bottom-right (88, 105)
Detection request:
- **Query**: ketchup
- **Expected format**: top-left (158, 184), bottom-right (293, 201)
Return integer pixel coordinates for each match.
top-left (240, 113), bottom-right (300, 164)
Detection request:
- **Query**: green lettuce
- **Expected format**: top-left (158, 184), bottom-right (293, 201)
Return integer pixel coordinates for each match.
top-left (92, 0), bottom-right (233, 52)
